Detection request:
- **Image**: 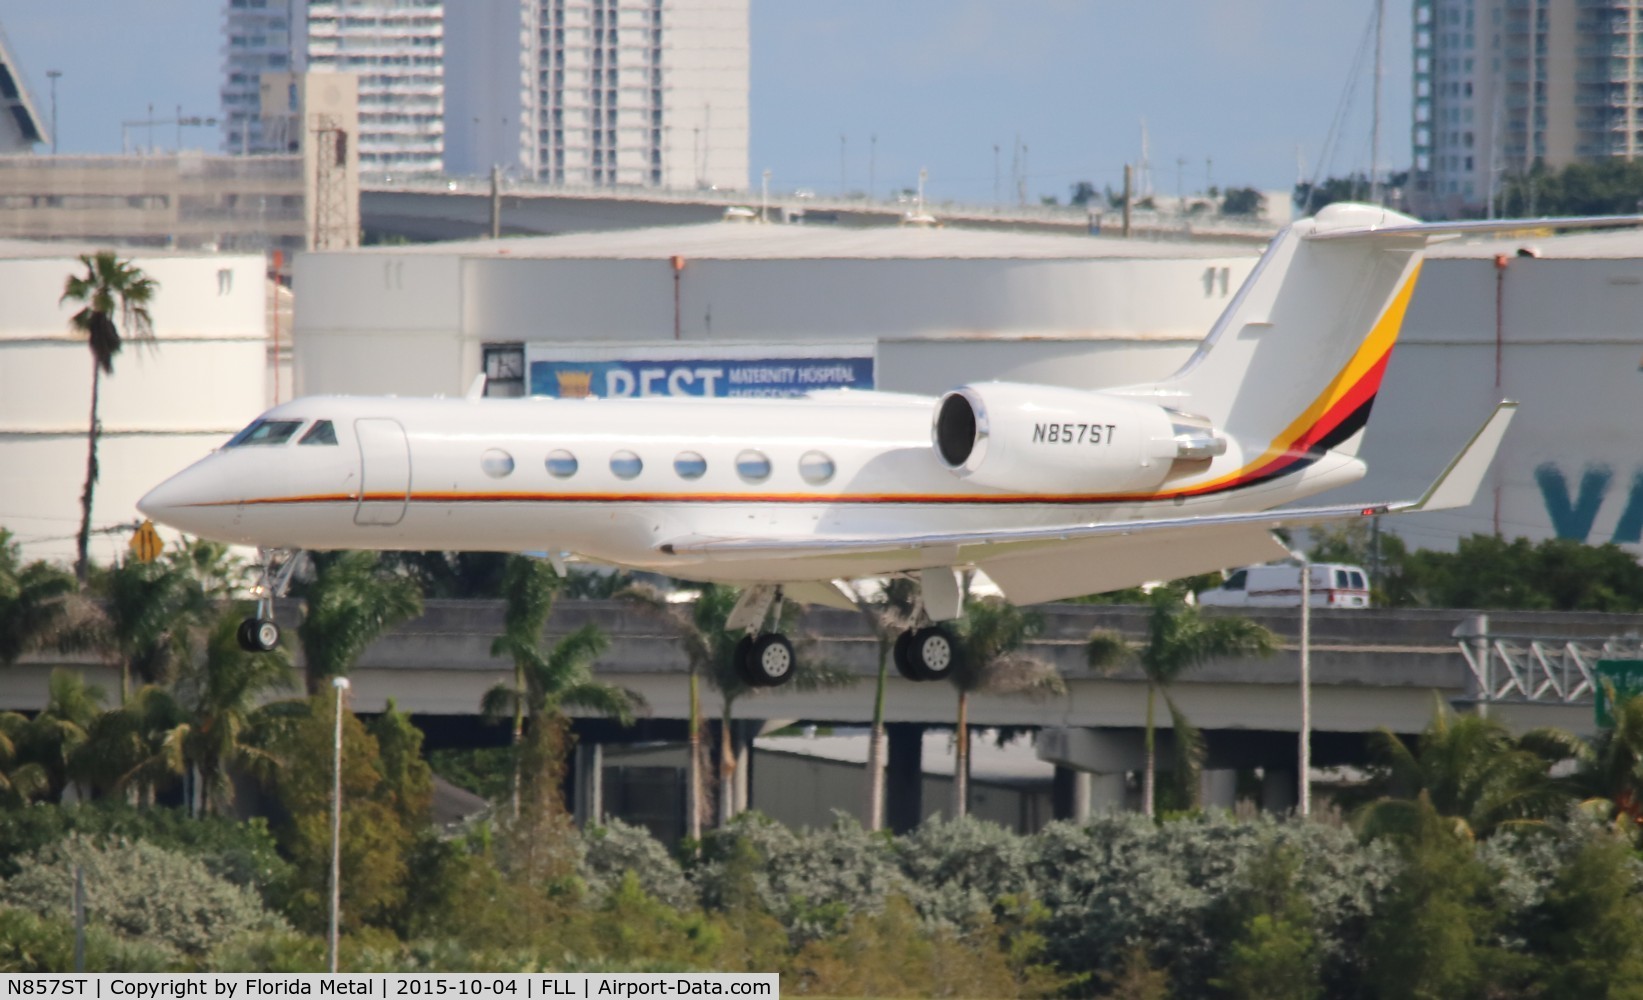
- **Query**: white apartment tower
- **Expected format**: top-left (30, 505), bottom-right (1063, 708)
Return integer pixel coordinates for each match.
top-left (1413, 0), bottom-right (1643, 214)
top-left (221, 0), bottom-right (444, 176)
top-left (443, 0), bottom-right (748, 190)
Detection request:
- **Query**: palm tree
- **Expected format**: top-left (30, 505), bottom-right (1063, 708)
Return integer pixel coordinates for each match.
top-left (1353, 701), bottom-right (1582, 840)
top-left (0, 529), bottom-right (75, 666)
top-left (19, 669), bottom-right (105, 801)
top-left (64, 555), bottom-right (209, 702)
top-left (61, 252), bottom-right (158, 586)
top-left (1575, 684), bottom-right (1643, 830)
top-left (623, 582), bottom-right (851, 834)
top-left (856, 577), bottom-right (918, 831)
top-left (0, 712), bottom-right (48, 808)
top-left (1086, 589), bottom-right (1276, 817)
top-left (74, 683), bottom-right (181, 805)
top-left (158, 611), bottom-right (297, 815)
top-left (482, 554), bottom-right (644, 818)
top-left (297, 551), bottom-right (423, 693)
top-left (951, 596), bottom-right (1065, 818)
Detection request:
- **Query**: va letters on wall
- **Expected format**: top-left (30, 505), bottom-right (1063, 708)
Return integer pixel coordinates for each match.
top-left (1536, 463), bottom-right (1643, 544)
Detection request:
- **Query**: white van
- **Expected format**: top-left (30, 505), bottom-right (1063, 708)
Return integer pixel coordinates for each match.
top-left (1197, 562), bottom-right (1371, 609)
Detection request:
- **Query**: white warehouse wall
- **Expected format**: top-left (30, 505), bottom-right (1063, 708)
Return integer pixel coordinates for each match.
top-left (0, 250), bottom-right (269, 565)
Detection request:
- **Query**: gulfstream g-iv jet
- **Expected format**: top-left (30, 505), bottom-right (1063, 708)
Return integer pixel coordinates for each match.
top-left (138, 204), bottom-right (1619, 683)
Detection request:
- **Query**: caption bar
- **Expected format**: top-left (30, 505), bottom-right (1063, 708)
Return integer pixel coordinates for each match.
top-left (0, 976), bottom-right (778, 1000)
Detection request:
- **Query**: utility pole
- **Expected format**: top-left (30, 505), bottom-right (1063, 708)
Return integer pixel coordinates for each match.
top-left (328, 676), bottom-right (350, 974)
top-left (1122, 163), bottom-right (1133, 237)
top-left (46, 70), bottom-right (60, 154)
top-left (1370, 0), bottom-right (1385, 204)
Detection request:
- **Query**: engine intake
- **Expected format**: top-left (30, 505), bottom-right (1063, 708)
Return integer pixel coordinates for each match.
top-left (932, 383), bottom-right (1224, 494)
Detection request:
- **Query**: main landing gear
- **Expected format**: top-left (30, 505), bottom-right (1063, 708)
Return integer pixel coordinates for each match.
top-left (893, 624), bottom-right (961, 682)
top-left (238, 548), bottom-right (298, 653)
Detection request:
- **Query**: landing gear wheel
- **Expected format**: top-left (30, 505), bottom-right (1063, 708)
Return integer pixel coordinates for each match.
top-left (746, 633), bottom-right (795, 687)
top-left (892, 630), bottom-right (921, 681)
top-left (908, 625), bottom-right (959, 682)
top-left (239, 617), bottom-right (281, 653)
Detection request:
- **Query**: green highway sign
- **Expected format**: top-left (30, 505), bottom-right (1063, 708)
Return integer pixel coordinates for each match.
top-left (1595, 660), bottom-right (1643, 728)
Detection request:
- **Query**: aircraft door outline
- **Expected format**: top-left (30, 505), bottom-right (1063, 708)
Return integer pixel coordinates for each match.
top-left (354, 418), bottom-right (411, 526)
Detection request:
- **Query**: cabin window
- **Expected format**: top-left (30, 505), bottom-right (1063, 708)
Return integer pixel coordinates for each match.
top-left (299, 420), bottom-right (338, 445)
top-left (674, 451), bottom-right (707, 480)
top-left (1349, 570), bottom-right (1367, 589)
top-left (546, 450), bottom-right (578, 478)
top-left (225, 419), bottom-right (302, 447)
top-left (1223, 569), bottom-right (1247, 591)
top-left (799, 450), bottom-right (835, 485)
top-left (735, 450), bottom-right (771, 483)
top-left (610, 450), bottom-right (643, 480)
top-left (481, 449), bottom-right (515, 478)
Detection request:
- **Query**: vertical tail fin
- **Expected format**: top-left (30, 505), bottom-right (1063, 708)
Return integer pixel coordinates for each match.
top-left (1155, 203), bottom-right (1428, 461)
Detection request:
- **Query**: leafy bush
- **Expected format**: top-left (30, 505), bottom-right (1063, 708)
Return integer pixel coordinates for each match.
top-left (0, 834), bottom-right (286, 958)
top-left (895, 815), bottom-right (1035, 927)
top-left (693, 812), bottom-right (909, 942)
top-left (0, 905), bottom-right (178, 972)
top-left (582, 818), bottom-right (696, 910)
top-left (0, 802), bottom-right (290, 904)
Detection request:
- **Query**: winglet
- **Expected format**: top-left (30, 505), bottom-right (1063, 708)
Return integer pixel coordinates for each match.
top-left (1394, 401), bottom-right (1518, 513)
top-left (465, 373), bottom-right (487, 400)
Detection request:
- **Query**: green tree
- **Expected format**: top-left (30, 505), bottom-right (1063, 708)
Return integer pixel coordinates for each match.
top-left (1361, 793), bottom-right (1499, 1000)
top-left (1220, 186), bottom-right (1266, 217)
top-left (157, 611), bottom-right (295, 815)
top-left (73, 683), bottom-right (182, 804)
top-left (296, 551), bottom-right (422, 693)
top-left (1498, 158), bottom-right (1643, 217)
top-left (18, 669), bottom-right (105, 801)
top-left (624, 583), bottom-right (850, 830)
top-left (70, 554), bottom-right (210, 701)
top-left (265, 694), bottom-right (414, 933)
top-left (1085, 589), bottom-right (1275, 816)
top-left (0, 530), bottom-right (75, 666)
top-left (1354, 704), bottom-right (1579, 840)
top-left (482, 555), bottom-right (643, 819)
top-left (1571, 686), bottom-right (1643, 830)
top-left (60, 252), bottom-right (158, 586)
top-left (1209, 844), bottom-right (1322, 1000)
top-left (952, 597), bottom-right (1063, 818)
top-left (0, 713), bottom-right (47, 808)
top-left (856, 578), bottom-right (918, 831)
top-left (1521, 830), bottom-right (1643, 996)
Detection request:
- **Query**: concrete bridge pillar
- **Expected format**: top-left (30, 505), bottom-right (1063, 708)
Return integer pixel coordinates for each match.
top-left (574, 742), bottom-right (604, 827)
top-left (1262, 767), bottom-right (1298, 814)
top-left (886, 722), bottom-right (924, 834)
top-left (1199, 769), bottom-right (1238, 809)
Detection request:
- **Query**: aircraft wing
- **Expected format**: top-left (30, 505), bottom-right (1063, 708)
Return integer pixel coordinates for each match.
top-left (658, 402), bottom-right (1517, 604)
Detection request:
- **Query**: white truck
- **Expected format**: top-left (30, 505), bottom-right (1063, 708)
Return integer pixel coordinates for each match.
top-left (1197, 562), bottom-right (1371, 609)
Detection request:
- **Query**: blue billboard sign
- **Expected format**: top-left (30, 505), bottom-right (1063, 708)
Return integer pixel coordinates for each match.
top-left (527, 350), bottom-right (875, 399)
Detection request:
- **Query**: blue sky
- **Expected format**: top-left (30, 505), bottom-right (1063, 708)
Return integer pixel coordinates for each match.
top-left (0, 0), bottom-right (1410, 204)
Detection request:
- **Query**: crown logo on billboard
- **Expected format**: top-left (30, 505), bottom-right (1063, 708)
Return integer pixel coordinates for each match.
top-left (556, 370), bottom-right (593, 398)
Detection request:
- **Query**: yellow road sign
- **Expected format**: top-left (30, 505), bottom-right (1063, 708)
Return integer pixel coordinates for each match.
top-left (129, 520), bottom-right (163, 563)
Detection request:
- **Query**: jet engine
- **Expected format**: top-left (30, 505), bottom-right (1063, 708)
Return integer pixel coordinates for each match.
top-left (931, 383), bottom-right (1227, 494)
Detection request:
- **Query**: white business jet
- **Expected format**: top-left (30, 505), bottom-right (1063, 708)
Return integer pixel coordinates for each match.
top-left (138, 204), bottom-right (1617, 685)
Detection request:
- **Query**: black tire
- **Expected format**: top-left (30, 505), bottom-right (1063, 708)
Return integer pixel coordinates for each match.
top-left (747, 633), bottom-right (796, 687)
top-left (733, 634), bottom-right (760, 686)
top-left (236, 618), bottom-right (258, 652)
top-left (250, 618), bottom-right (281, 653)
top-left (892, 630), bottom-right (921, 681)
top-left (909, 625), bottom-right (959, 681)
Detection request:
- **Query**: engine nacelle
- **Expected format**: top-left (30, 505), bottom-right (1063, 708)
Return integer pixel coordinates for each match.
top-left (931, 383), bottom-right (1226, 494)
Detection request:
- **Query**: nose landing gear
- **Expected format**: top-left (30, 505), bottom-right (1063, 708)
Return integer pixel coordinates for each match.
top-left (727, 585), bottom-right (799, 688)
top-left (238, 549), bottom-right (298, 653)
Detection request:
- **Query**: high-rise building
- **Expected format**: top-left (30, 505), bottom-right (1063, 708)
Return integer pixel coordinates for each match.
top-left (221, 0), bottom-right (443, 176)
top-left (1413, 0), bottom-right (1643, 215)
top-left (443, 0), bottom-right (748, 191)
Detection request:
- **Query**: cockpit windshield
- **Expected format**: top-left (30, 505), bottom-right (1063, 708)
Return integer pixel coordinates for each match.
top-left (225, 419), bottom-right (303, 448)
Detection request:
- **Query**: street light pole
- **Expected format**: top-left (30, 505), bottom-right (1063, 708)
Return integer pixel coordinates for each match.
top-left (1298, 557), bottom-right (1312, 817)
top-left (46, 70), bottom-right (60, 154)
top-left (328, 676), bottom-right (350, 973)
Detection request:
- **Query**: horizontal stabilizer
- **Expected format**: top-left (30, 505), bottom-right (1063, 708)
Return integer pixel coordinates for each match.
top-left (1390, 400), bottom-right (1517, 513)
top-left (1308, 212), bottom-right (1643, 243)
